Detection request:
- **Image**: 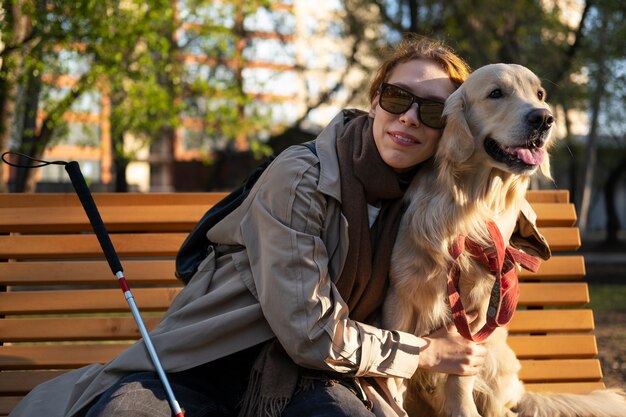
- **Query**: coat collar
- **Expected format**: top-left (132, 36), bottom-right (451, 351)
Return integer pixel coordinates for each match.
top-left (314, 109), bottom-right (367, 203)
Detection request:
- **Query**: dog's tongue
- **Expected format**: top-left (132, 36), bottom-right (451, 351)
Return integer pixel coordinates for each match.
top-left (507, 146), bottom-right (545, 165)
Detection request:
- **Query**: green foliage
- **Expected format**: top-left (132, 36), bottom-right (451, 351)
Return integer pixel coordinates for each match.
top-left (2, 0), bottom-right (282, 169)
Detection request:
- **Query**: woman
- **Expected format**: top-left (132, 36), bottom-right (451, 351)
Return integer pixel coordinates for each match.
top-left (10, 37), bottom-right (484, 417)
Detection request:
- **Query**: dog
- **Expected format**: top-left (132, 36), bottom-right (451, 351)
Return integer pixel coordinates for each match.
top-left (383, 63), bottom-right (626, 417)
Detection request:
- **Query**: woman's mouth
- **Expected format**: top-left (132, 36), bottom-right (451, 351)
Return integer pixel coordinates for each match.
top-left (389, 131), bottom-right (418, 146)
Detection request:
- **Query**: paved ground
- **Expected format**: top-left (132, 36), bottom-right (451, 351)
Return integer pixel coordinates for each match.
top-left (594, 311), bottom-right (626, 389)
top-left (580, 237), bottom-right (626, 390)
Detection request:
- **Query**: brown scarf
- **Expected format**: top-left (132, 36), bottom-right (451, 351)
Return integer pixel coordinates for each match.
top-left (239, 113), bottom-right (411, 417)
top-left (335, 112), bottom-right (406, 322)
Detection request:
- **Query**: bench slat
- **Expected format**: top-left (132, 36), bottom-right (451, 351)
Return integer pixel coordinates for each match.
top-left (519, 255), bottom-right (585, 281)
top-left (1, 346), bottom-right (604, 382)
top-left (0, 255), bottom-right (585, 287)
top-left (0, 316), bottom-right (162, 342)
top-left (0, 283), bottom-right (589, 315)
top-left (0, 230), bottom-right (579, 260)
top-left (524, 381), bottom-right (605, 394)
top-left (0, 370), bottom-right (68, 395)
top-left (525, 190), bottom-right (570, 203)
top-left (0, 309), bottom-right (596, 342)
top-left (0, 206), bottom-right (210, 233)
top-left (518, 283), bottom-right (589, 306)
top-left (0, 344), bottom-right (131, 370)
top-left (0, 260), bottom-right (179, 286)
top-left (508, 335), bottom-right (597, 358)
top-left (518, 359), bottom-right (603, 382)
top-left (508, 309), bottom-right (594, 333)
top-left (0, 233), bottom-right (186, 259)
top-left (0, 202), bottom-right (576, 233)
top-left (0, 396), bottom-right (22, 416)
top-left (537, 227), bottom-right (581, 251)
top-left (531, 203), bottom-right (577, 227)
top-left (0, 192), bottom-right (228, 208)
top-left (0, 288), bottom-right (181, 315)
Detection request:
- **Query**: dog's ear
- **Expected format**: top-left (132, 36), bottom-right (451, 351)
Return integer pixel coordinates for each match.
top-left (439, 87), bottom-right (475, 162)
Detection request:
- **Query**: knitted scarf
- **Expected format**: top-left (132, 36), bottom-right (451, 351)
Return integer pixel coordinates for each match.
top-left (239, 113), bottom-right (409, 417)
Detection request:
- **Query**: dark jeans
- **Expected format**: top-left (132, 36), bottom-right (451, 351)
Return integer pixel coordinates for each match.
top-left (85, 344), bottom-right (375, 417)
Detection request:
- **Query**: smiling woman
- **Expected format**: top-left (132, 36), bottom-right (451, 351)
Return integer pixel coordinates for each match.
top-left (8, 37), bottom-right (483, 417)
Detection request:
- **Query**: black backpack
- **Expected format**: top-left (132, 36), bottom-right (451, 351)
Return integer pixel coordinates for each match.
top-left (175, 141), bottom-right (317, 284)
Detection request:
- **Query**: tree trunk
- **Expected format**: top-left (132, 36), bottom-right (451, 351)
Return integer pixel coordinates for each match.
top-left (603, 155), bottom-right (626, 243)
top-left (0, 0), bottom-right (32, 192)
top-left (114, 154), bottom-right (130, 192)
top-left (13, 66), bottom-right (43, 192)
top-left (577, 11), bottom-right (608, 232)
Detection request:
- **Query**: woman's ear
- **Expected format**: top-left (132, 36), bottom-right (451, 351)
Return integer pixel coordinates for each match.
top-left (369, 94), bottom-right (379, 118)
top-left (438, 87), bottom-right (475, 163)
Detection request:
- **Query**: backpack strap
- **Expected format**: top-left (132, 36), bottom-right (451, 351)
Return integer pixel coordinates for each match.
top-left (301, 140), bottom-right (317, 156)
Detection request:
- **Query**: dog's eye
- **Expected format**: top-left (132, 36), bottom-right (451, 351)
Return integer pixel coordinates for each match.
top-left (537, 90), bottom-right (545, 100)
top-left (488, 89), bottom-right (503, 99)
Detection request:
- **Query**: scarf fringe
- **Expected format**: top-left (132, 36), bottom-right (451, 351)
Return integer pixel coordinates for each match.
top-left (238, 356), bottom-right (293, 417)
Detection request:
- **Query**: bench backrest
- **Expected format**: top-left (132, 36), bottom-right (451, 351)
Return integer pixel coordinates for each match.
top-left (0, 190), bottom-right (601, 416)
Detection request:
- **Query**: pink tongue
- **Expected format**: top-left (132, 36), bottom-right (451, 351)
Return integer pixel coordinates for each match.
top-left (510, 147), bottom-right (545, 165)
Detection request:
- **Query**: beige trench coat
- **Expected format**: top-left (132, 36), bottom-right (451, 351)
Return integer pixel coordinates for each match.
top-left (9, 110), bottom-right (426, 417)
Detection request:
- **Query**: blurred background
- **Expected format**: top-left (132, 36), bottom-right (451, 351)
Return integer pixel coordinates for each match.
top-left (1, 0), bottom-right (625, 384)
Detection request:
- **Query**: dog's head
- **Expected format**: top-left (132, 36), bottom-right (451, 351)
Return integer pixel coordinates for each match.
top-left (438, 64), bottom-right (555, 178)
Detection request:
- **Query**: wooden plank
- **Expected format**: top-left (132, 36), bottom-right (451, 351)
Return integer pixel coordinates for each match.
top-left (0, 190), bottom-right (567, 210)
top-left (507, 309), bottom-right (595, 333)
top-left (524, 381), bottom-right (605, 394)
top-left (530, 203), bottom-right (577, 227)
top-left (507, 335), bottom-right (597, 359)
top-left (0, 255), bottom-right (581, 287)
top-left (0, 316), bottom-right (162, 342)
top-left (0, 370), bottom-right (67, 395)
top-left (0, 344), bottom-right (130, 370)
top-left (525, 190), bottom-right (569, 203)
top-left (518, 359), bottom-right (603, 382)
top-left (518, 283), bottom-right (589, 306)
top-left (1, 204), bottom-right (578, 233)
top-left (0, 260), bottom-right (180, 286)
top-left (537, 227), bottom-right (581, 251)
top-left (0, 192), bottom-right (228, 208)
top-left (519, 256), bottom-right (586, 281)
top-left (0, 396), bottom-right (22, 416)
top-left (0, 283), bottom-right (588, 315)
top-left (0, 233), bottom-right (186, 259)
top-left (0, 205), bottom-right (211, 233)
top-left (0, 288), bottom-right (181, 315)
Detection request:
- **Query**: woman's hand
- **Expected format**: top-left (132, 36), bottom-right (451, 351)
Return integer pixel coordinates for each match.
top-left (416, 314), bottom-right (487, 376)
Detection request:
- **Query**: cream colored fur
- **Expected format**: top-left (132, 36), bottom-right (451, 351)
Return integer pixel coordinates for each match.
top-left (383, 64), bottom-right (626, 417)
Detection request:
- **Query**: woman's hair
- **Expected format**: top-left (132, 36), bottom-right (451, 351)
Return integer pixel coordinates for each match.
top-left (368, 36), bottom-right (471, 103)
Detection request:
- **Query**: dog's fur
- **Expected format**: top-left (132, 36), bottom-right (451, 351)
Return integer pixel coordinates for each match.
top-left (383, 64), bottom-right (626, 417)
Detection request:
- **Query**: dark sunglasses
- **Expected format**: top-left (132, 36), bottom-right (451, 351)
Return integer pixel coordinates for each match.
top-left (378, 83), bottom-right (445, 129)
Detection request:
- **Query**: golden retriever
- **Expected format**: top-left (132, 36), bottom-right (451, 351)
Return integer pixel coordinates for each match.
top-left (383, 64), bottom-right (626, 417)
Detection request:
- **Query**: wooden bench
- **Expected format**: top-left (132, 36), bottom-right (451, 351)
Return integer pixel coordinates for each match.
top-left (0, 190), bottom-right (601, 416)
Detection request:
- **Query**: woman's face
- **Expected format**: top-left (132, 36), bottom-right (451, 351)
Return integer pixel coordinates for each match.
top-left (370, 59), bottom-right (457, 171)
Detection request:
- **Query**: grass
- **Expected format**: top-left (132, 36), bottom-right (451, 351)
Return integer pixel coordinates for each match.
top-left (587, 283), bottom-right (626, 312)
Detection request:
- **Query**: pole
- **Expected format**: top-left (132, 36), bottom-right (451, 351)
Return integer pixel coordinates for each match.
top-left (64, 161), bottom-right (184, 417)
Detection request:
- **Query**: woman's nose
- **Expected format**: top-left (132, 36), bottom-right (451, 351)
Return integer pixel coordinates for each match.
top-left (399, 103), bottom-right (420, 126)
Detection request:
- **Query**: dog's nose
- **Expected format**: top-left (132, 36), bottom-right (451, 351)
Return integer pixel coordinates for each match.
top-left (527, 109), bottom-right (554, 131)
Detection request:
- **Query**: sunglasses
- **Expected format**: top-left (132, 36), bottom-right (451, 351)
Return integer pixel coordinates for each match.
top-left (378, 83), bottom-right (446, 129)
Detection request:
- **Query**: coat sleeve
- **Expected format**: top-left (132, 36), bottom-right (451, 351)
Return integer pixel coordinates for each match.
top-left (238, 147), bottom-right (422, 379)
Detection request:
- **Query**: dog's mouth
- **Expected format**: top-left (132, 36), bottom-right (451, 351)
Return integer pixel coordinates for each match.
top-left (484, 138), bottom-right (545, 172)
